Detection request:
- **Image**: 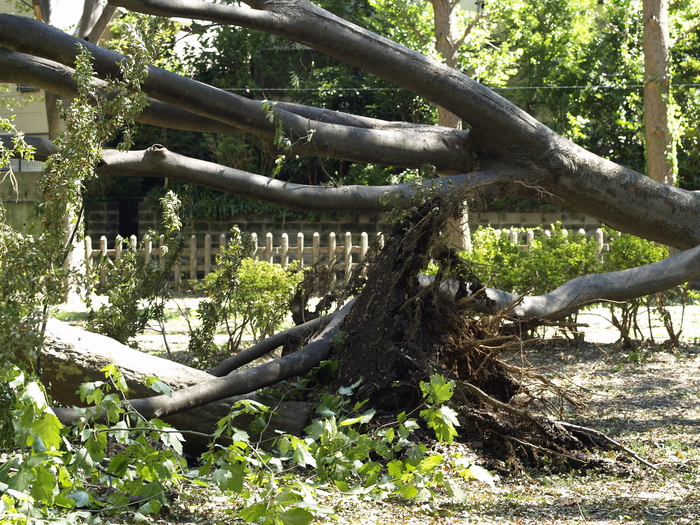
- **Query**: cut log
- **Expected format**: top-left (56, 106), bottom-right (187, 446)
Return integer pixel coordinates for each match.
top-left (42, 319), bottom-right (312, 451)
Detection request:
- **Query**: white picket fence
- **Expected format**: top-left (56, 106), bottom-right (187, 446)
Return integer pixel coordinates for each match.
top-left (498, 227), bottom-right (609, 258)
top-left (85, 227), bottom-right (609, 289)
top-left (85, 231), bottom-right (385, 288)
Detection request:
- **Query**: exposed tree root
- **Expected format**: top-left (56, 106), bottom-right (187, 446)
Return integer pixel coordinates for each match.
top-left (333, 194), bottom-right (639, 473)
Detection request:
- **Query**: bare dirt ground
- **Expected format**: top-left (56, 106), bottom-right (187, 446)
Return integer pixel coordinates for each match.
top-left (53, 301), bottom-right (700, 524)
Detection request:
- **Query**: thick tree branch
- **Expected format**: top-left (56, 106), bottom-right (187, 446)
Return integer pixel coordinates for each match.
top-left (0, 47), bottom-right (242, 134)
top-left (0, 19), bottom-right (477, 173)
top-left (423, 243), bottom-right (700, 320)
top-left (97, 145), bottom-right (520, 211)
top-left (209, 313), bottom-right (334, 377)
top-left (108, 0), bottom-right (545, 149)
top-left (53, 299), bottom-right (355, 426)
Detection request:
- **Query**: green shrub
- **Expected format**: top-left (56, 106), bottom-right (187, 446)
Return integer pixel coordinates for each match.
top-left (466, 224), bottom-right (685, 345)
top-left (190, 233), bottom-right (302, 358)
top-left (525, 224), bottom-right (600, 295)
top-left (86, 191), bottom-right (187, 347)
top-left (228, 258), bottom-right (304, 344)
top-left (465, 223), bottom-right (600, 295)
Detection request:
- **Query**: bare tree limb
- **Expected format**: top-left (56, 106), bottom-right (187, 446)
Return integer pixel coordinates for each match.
top-left (96, 145), bottom-right (521, 211)
top-left (209, 313), bottom-right (334, 376)
top-left (422, 242), bottom-right (700, 320)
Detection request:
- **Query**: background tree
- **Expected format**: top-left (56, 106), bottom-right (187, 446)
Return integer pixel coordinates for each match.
top-left (643, 0), bottom-right (673, 185)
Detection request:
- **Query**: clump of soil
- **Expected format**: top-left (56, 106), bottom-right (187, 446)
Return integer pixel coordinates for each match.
top-left (334, 195), bottom-right (631, 474)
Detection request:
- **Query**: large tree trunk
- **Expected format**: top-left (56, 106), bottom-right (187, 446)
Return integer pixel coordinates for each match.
top-left (42, 319), bottom-right (313, 451)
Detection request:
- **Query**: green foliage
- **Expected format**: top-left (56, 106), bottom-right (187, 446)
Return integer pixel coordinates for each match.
top-left (39, 43), bottom-right (148, 261)
top-left (0, 365), bottom-right (188, 523)
top-left (419, 376), bottom-right (460, 444)
top-left (188, 227), bottom-right (250, 359)
top-left (195, 373), bottom-right (492, 523)
top-left (466, 223), bottom-right (599, 296)
top-left (1, 350), bottom-right (489, 523)
top-left (86, 191), bottom-right (187, 346)
top-left (227, 259), bottom-right (304, 344)
top-left (369, 0), bottom-right (523, 87)
top-left (466, 224), bottom-right (684, 344)
top-left (190, 237), bottom-right (303, 359)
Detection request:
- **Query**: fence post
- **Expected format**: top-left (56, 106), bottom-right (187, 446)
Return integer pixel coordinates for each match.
top-left (114, 235), bottom-right (123, 262)
top-left (265, 232), bottom-right (273, 263)
top-left (250, 232), bottom-right (258, 259)
top-left (359, 232), bottom-right (368, 261)
top-left (84, 236), bottom-right (92, 273)
top-left (159, 235), bottom-right (166, 269)
top-left (143, 235), bottom-right (152, 265)
top-left (523, 229), bottom-right (533, 253)
top-left (189, 234), bottom-right (197, 280)
top-left (312, 232), bottom-right (320, 265)
top-left (297, 232), bottom-right (304, 268)
top-left (99, 236), bottom-right (108, 287)
top-left (129, 235), bottom-right (137, 250)
top-left (595, 228), bottom-right (605, 259)
top-left (509, 230), bottom-right (519, 249)
top-left (328, 232), bottom-right (337, 282)
top-left (280, 233), bottom-right (289, 268)
top-left (219, 234), bottom-right (227, 272)
top-left (204, 234), bottom-right (212, 276)
top-left (344, 231), bottom-right (352, 283)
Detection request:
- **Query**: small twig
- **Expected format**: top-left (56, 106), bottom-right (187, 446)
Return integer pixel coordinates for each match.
top-left (159, 304), bottom-right (173, 359)
top-left (556, 421), bottom-right (657, 469)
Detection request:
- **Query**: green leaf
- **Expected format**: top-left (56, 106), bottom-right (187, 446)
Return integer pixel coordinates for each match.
top-left (32, 412), bottom-right (62, 450)
top-left (67, 490), bottom-right (91, 508)
top-left (145, 376), bottom-right (173, 397)
top-left (339, 408), bottom-right (376, 427)
top-left (280, 507), bottom-right (314, 525)
top-left (54, 492), bottom-right (77, 509)
top-left (418, 454), bottom-right (443, 473)
top-left (108, 453), bottom-right (129, 477)
top-left (445, 478), bottom-right (467, 503)
top-left (292, 439), bottom-right (317, 468)
top-left (212, 464), bottom-right (244, 493)
top-left (439, 405), bottom-right (460, 428)
top-left (240, 501), bottom-right (268, 523)
top-left (334, 479), bottom-right (349, 492)
top-left (23, 381), bottom-right (48, 410)
top-left (387, 459), bottom-right (404, 478)
top-left (383, 427), bottom-right (395, 443)
top-left (400, 483), bottom-right (418, 499)
top-left (31, 467), bottom-right (58, 504)
top-left (419, 375), bottom-right (454, 405)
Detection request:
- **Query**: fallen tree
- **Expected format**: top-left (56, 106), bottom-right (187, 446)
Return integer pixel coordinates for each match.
top-left (2, 0), bottom-right (700, 468)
